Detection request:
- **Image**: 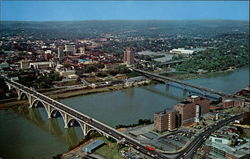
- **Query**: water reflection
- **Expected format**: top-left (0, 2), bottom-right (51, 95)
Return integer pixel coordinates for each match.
top-left (122, 87), bottom-right (135, 97)
top-left (12, 105), bottom-right (84, 147)
top-left (142, 85), bottom-right (185, 101)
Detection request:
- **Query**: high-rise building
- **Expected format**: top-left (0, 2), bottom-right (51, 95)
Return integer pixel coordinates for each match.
top-left (123, 48), bottom-right (135, 65)
top-left (154, 109), bottom-right (180, 132)
top-left (174, 95), bottom-right (210, 124)
top-left (20, 59), bottom-right (32, 69)
top-left (58, 46), bottom-right (64, 60)
top-left (65, 44), bottom-right (76, 55)
top-left (79, 47), bottom-right (85, 54)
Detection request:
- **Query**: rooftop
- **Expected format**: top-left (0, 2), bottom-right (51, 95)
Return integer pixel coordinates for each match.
top-left (81, 139), bottom-right (105, 153)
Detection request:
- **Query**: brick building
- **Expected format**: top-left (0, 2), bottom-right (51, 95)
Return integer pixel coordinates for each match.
top-left (221, 97), bottom-right (244, 108)
top-left (154, 109), bottom-right (180, 132)
top-left (174, 95), bottom-right (210, 124)
top-left (123, 48), bottom-right (135, 65)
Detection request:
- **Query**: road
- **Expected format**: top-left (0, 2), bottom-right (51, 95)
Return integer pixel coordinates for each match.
top-left (174, 114), bottom-right (243, 159)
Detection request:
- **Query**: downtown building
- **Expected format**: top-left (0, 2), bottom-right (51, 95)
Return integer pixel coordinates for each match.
top-left (58, 46), bottom-right (64, 60)
top-left (123, 47), bottom-right (135, 65)
top-left (65, 44), bottom-right (76, 55)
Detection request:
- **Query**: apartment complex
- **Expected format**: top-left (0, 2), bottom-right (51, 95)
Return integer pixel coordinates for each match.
top-left (154, 109), bottom-right (180, 132)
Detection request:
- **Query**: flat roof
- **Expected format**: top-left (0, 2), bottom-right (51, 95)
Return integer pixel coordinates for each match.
top-left (180, 101), bottom-right (192, 104)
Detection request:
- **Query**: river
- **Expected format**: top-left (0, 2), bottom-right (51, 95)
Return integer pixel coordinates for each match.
top-left (0, 67), bottom-right (248, 159)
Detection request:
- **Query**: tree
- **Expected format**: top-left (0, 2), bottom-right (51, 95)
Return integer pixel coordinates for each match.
top-left (0, 77), bottom-right (8, 98)
top-left (86, 64), bottom-right (98, 73)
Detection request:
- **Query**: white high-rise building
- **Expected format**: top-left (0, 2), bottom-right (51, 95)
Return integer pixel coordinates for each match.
top-left (58, 46), bottom-right (64, 60)
top-left (79, 47), bottom-right (85, 54)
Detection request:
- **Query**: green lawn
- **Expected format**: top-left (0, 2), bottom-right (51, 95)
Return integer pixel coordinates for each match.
top-left (221, 107), bottom-right (249, 114)
top-left (94, 137), bottom-right (126, 159)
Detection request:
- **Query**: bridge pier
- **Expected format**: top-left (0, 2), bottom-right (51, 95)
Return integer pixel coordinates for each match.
top-left (183, 88), bottom-right (187, 96)
top-left (6, 83), bottom-right (12, 90)
top-left (43, 103), bottom-right (52, 119)
top-left (17, 89), bottom-right (22, 100)
top-left (28, 95), bottom-right (36, 108)
top-left (63, 113), bottom-right (69, 128)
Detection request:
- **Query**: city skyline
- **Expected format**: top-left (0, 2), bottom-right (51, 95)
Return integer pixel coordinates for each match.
top-left (1, 1), bottom-right (249, 21)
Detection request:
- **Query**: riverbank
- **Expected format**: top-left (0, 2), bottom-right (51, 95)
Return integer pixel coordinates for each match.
top-left (0, 67), bottom-right (243, 109)
top-left (161, 67), bottom-right (240, 80)
top-left (0, 98), bottom-right (28, 110)
top-left (0, 82), bottom-right (152, 109)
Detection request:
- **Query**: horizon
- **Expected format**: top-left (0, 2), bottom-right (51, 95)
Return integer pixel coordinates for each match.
top-left (1, 1), bottom-right (249, 21)
top-left (1, 19), bottom-right (249, 23)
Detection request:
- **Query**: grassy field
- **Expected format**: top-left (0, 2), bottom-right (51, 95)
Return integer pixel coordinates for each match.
top-left (221, 107), bottom-right (250, 114)
top-left (95, 137), bottom-right (126, 159)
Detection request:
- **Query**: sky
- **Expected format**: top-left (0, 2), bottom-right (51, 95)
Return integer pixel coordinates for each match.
top-left (0, 1), bottom-right (249, 21)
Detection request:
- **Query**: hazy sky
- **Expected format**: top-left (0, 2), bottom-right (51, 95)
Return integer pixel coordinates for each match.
top-left (1, 1), bottom-right (249, 21)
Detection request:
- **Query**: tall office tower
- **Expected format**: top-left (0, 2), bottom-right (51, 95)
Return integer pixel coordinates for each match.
top-left (65, 44), bottom-right (76, 55)
top-left (123, 48), bottom-right (135, 65)
top-left (58, 46), bottom-right (64, 60)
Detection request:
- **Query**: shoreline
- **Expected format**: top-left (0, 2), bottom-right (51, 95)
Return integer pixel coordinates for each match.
top-left (0, 67), bottom-right (246, 109)
top-left (48, 68), bottom-right (239, 100)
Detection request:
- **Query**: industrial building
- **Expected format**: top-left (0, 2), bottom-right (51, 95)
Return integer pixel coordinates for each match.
top-left (169, 48), bottom-right (194, 55)
top-left (81, 139), bottom-right (105, 154)
top-left (221, 97), bottom-right (245, 108)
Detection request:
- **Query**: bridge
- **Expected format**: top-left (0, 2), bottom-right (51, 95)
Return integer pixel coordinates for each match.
top-left (3, 77), bottom-right (168, 159)
top-left (133, 68), bottom-right (249, 102)
top-left (159, 59), bottom-right (186, 68)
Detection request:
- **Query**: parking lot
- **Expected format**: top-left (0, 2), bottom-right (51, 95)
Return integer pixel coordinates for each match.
top-left (125, 125), bottom-right (197, 153)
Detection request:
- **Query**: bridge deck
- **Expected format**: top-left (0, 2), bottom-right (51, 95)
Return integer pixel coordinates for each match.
top-left (133, 68), bottom-right (249, 102)
top-left (3, 77), bottom-right (166, 159)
